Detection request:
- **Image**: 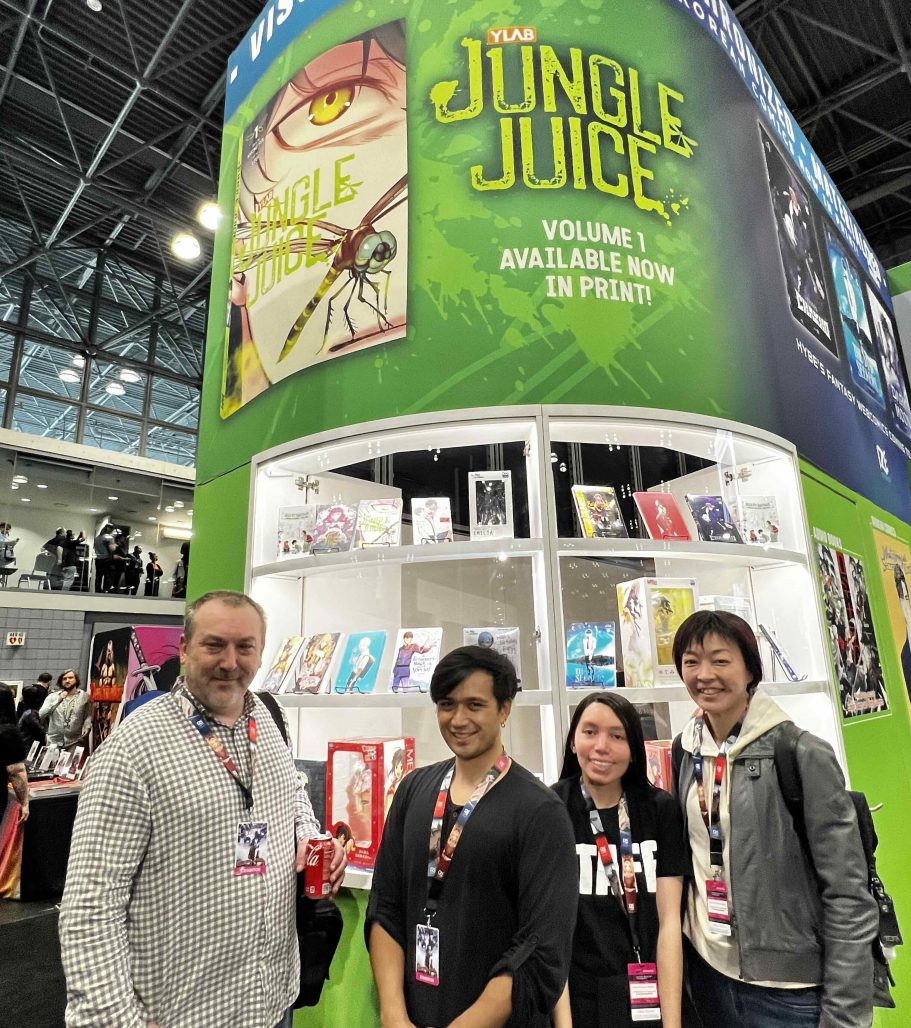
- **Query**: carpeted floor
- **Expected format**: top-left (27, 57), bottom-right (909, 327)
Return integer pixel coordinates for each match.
top-left (0, 900), bottom-right (66, 1028)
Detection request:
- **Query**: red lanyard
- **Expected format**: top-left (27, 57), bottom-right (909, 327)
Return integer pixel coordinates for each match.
top-left (692, 717), bottom-right (740, 871)
top-left (425, 752), bottom-right (510, 918)
top-left (178, 690), bottom-right (258, 810)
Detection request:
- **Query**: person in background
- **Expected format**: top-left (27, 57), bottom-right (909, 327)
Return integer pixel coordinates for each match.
top-left (39, 670), bottom-right (91, 750)
top-left (0, 705), bottom-right (28, 825)
top-left (552, 692), bottom-right (687, 1028)
top-left (16, 671), bottom-right (51, 718)
top-left (145, 551), bottom-right (163, 596)
top-left (125, 545), bottom-right (143, 596)
top-left (45, 527), bottom-right (78, 591)
top-left (17, 684), bottom-right (46, 749)
top-left (92, 524), bottom-right (114, 593)
top-left (107, 532), bottom-right (128, 593)
top-left (672, 610), bottom-right (877, 1028)
top-left (0, 687), bottom-right (17, 725)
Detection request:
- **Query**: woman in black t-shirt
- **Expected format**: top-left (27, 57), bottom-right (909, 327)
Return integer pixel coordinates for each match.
top-left (552, 692), bottom-right (688, 1028)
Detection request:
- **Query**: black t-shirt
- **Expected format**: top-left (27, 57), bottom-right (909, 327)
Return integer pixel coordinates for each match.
top-left (552, 778), bottom-right (689, 986)
top-left (0, 723), bottom-right (27, 805)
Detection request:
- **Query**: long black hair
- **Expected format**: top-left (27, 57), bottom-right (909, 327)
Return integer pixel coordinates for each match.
top-left (558, 691), bottom-right (653, 793)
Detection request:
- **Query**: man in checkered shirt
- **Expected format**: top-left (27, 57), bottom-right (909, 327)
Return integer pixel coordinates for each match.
top-left (59, 590), bottom-right (347, 1028)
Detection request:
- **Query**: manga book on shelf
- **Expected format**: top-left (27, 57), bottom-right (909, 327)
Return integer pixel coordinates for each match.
top-left (463, 626), bottom-right (522, 684)
top-left (826, 229), bottom-right (884, 407)
top-left (276, 505), bottom-right (317, 559)
top-left (865, 283), bottom-right (911, 439)
top-left (565, 622), bottom-right (616, 688)
top-left (354, 498), bottom-right (403, 548)
top-left (633, 492), bottom-right (690, 541)
top-left (571, 485), bottom-right (628, 538)
top-left (759, 124), bottom-right (836, 356)
top-left (467, 471), bottom-right (514, 541)
top-left (334, 632), bottom-right (387, 694)
top-left (390, 628), bottom-right (443, 693)
top-left (283, 633), bottom-right (341, 695)
top-left (260, 636), bottom-right (306, 693)
top-left (310, 504), bottom-right (356, 553)
top-left (411, 497), bottom-right (453, 544)
top-left (685, 495), bottom-right (744, 544)
top-left (734, 495), bottom-right (781, 546)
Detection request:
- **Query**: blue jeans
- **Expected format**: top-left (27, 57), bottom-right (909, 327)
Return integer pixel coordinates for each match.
top-left (686, 943), bottom-right (822, 1028)
top-left (274, 1010), bottom-right (294, 1028)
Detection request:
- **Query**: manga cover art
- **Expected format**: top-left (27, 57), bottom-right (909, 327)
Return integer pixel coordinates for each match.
top-left (760, 125), bottom-right (835, 356)
top-left (633, 491), bottom-right (690, 541)
top-left (411, 498), bottom-right (454, 544)
top-left (260, 635), bottom-right (305, 693)
top-left (311, 504), bottom-right (356, 552)
top-left (685, 495), bottom-right (743, 544)
top-left (222, 21), bottom-right (408, 417)
top-left (826, 231), bottom-right (884, 407)
top-left (565, 622), bottom-right (616, 687)
top-left (390, 628), bottom-right (442, 693)
top-left (462, 627), bottom-right (522, 683)
top-left (334, 632), bottom-right (387, 694)
top-left (285, 632), bottom-right (341, 695)
top-left (468, 471), bottom-right (514, 541)
top-left (734, 494), bottom-right (780, 546)
top-left (354, 498), bottom-right (402, 548)
top-left (865, 283), bottom-right (911, 438)
top-left (277, 505), bottom-right (318, 558)
top-left (571, 485), bottom-right (628, 539)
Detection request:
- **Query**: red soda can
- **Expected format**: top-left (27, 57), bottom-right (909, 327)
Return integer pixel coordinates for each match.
top-left (303, 832), bottom-right (333, 898)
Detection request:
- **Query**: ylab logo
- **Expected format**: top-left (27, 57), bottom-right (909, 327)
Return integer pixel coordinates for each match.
top-left (876, 445), bottom-right (890, 478)
top-left (486, 26), bottom-right (538, 44)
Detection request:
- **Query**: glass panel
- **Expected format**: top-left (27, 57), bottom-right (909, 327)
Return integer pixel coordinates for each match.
top-left (144, 426), bottom-right (197, 467)
top-left (11, 393), bottom-right (78, 441)
top-left (154, 325), bottom-right (201, 378)
top-left (0, 331), bottom-right (14, 382)
top-left (19, 339), bottom-right (84, 399)
top-left (26, 280), bottom-right (81, 341)
top-left (88, 358), bottom-right (146, 416)
top-left (148, 377), bottom-right (200, 430)
top-left (99, 334), bottom-right (150, 362)
top-left (82, 408), bottom-right (142, 455)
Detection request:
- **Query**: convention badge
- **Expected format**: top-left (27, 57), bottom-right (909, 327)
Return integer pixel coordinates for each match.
top-left (627, 962), bottom-right (661, 1022)
top-left (233, 820), bottom-right (269, 876)
top-left (415, 923), bottom-right (441, 987)
top-left (705, 877), bottom-right (732, 936)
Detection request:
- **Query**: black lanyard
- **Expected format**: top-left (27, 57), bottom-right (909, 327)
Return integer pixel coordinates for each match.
top-left (692, 717), bottom-right (741, 871)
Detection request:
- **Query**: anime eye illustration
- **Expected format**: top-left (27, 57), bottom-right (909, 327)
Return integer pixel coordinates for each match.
top-left (309, 85), bottom-right (355, 126)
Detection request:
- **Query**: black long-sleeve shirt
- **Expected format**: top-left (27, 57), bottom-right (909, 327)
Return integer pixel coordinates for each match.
top-left (366, 759), bottom-right (578, 1028)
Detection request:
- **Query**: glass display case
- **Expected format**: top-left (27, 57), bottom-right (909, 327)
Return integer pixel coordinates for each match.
top-left (247, 406), bottom-right (842, 886)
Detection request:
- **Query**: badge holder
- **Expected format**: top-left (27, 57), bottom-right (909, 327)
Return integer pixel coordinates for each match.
top-left (234, 820), bottom-right (269, 877)
top-left (627, 961), bottom-right (661, 1022)
top-left (415, 921), bottom-right (440, 987)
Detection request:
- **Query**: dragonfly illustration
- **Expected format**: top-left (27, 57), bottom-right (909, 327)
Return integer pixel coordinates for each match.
top-left (278, 173), bottom-right (407, 362)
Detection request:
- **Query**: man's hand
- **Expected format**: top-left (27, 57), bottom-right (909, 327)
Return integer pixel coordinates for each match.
top-left (17, 803), bottom-right (29, 825)
top-left (294, 837), bottom-right (348, 893)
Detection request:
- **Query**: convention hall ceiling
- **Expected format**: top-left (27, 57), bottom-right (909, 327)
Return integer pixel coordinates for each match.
top-left (0, 0), bottom-right (909, 447)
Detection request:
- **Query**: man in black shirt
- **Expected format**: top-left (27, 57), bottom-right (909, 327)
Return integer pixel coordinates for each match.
top-left (366, 646), bottom-right (577, 1027)
top-left (45, 528), bottom-right (78, 591)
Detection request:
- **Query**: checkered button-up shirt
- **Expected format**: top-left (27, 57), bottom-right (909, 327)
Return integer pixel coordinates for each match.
top-left (59, 680), bottom-right (320, 1028)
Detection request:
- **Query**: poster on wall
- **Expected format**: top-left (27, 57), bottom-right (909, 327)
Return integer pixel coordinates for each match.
top-left (88, 625), bottom-right (183, 749)
top-left (872, 527), bottom-right (911, 711)
top-left (222, 20), bottom-right (408, 417)
top-left (814, 541), bottom-right (888, 720)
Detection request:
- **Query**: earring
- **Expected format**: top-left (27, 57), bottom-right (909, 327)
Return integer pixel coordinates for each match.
top-left (501, 721), bottom-right (507, 728)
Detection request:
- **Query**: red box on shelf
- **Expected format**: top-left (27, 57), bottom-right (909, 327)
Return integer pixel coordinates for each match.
top-left (645, 740), bottom-right (673, 793)
top-left (326, 737), bottom-right (415, 868)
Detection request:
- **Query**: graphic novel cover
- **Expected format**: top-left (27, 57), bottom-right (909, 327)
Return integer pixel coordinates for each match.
top-left (310, 504), bottom-right (356, 553)
top-left (334, 631), bottom-right (387, 694)
top-left (222, 20), bottom-right (408, 417)
top-left (463, 626), bottom-right (522, 683)
top-left (411, 497), bottom-right (454, 544)
top-left (759, 124), bottom-right (835, 355)
top-left (633, 491), bottom-right (690, 541)
top-left (571, 485), bottom-right (628, 538)
top-left (390, 628), bottom-right (443, 693)
top-left (565, 622), bottom-right (616, 688)
top-left (468, 471), bottom-right (514, 541)
top-left (354, 498), bottom-right (402, 548)
top-left (865, 283), bottom-right (911, 439)
top-left (260, 635), bottom-right (306, 693)
top-left (826, 230), bottom-right (884, 407)
top-left (735, 495), bottom-right (781, 546)
top-left (277, 505), bottom-right (318, 559)
top-left (284, 632), bottom-right (341, 695)
top-left (686, 495), bottom-right (744, 544)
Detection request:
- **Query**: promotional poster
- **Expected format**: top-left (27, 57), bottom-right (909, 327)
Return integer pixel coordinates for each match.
top-left (872, 527), bottom-right (911, 711)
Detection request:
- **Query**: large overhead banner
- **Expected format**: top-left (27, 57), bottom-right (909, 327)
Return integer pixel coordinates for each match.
top-left (203, 0), bottom-right (911, 523)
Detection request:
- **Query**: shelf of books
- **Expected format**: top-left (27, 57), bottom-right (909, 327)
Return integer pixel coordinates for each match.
top-left (246, 406), bottom-right (844, 885)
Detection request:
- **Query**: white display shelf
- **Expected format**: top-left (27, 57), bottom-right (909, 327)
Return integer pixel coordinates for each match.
top-left (564, 680), bottom-right (830, 704)
top-left (275, 690), bottom-right (555, 708)
top-left (252, 537), bottom-right (545, 579)
top-left (555, 538), bottom-right (807, 568)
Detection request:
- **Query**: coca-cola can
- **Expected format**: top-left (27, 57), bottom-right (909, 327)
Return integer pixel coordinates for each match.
top-left (303, 832), bottom-right (333, 898)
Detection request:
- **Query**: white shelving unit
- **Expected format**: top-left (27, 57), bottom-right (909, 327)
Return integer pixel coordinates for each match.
top-left (246, 406), bottom-right (845, 887)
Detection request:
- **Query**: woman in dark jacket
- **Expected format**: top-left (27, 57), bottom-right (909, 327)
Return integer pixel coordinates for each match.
top-left (17, 683), bottom-right (46, 748)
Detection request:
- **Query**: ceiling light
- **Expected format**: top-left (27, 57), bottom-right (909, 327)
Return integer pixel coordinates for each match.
top-left (162, 527), bottom-right (192, 540)
top-left (59, 368), bottom-right (80, 383)
top-left (119, 368), bottom-right (141, 384)
top-left (86, 0), bottom-right (103, 10)
top-left (197, 202), bottom-right (222, 231)
top-left (20, 497), bottom-right (30, 502)
top-left (173, 501), bottom-right (185, 508)
top-left (73, 354), bottom-right (86, 368)
top-left (89, 508), bottom-right (99, 512)
top-left (12, 475), bottom-right (27, 484)
top-left (171, 232), bottom-right (201, 261)
top-left (10, 484), bottom-right (18, 490)
top-left (36, 484), bottom-right (47, 489)
top-left (108, 495), bottom-right (118, 500)
top-left (165, 506), bottom-right (175, 512)
top-left (148, 516), bottom-right (157, 521)
top-left (105, 381), bottom-right (125, 395)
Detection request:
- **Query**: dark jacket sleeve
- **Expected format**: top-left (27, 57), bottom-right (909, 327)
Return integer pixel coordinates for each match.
top-left (797, 733), bottom-right (877, 1028)
top-left (364, 770), bottom-right (411, 953)
top-left (488, 796), bottom-right (578, 1023)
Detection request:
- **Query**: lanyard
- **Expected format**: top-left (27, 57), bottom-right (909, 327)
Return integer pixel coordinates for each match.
top-left (178, 691), bottom-right (257, 811)
top-left (580, 782), bottom-right (642, 961)
top-left (692, 717), bottom-right (740, 872)
top-left (425, 752), bottom-right (510, 919)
